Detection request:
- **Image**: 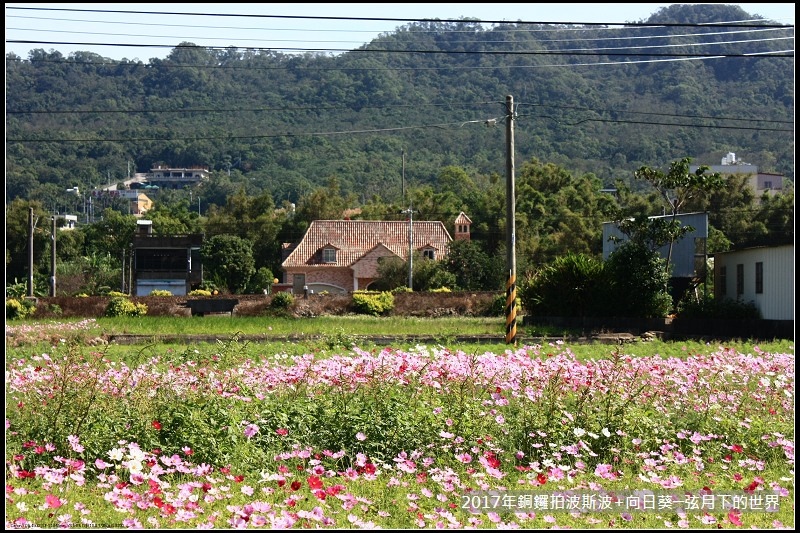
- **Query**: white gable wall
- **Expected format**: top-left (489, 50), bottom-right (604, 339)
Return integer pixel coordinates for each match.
top-left (713, 245), bottom-right (794, 320)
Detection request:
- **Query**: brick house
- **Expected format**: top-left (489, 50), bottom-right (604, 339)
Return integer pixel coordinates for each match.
top-left (280, 213), bottom-right (471, 294)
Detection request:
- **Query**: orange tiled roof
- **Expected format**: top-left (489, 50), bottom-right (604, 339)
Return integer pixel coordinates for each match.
top-left (282, 219), bottom-right (452, 268)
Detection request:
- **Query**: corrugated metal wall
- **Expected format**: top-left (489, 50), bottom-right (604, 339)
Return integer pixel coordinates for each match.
top-left (713, 245), bottom-right (794, 320)
top-left (602, 212), bottom-right (708, 278)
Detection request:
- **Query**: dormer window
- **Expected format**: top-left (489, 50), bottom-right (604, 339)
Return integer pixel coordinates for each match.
top-left (422, 248), bottom-right (435, 260)
top-left (322, 248), bottom-right (337, 263)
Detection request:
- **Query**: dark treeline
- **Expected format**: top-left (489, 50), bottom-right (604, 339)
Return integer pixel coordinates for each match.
top-left (4, 4), bottom-right (795, 295)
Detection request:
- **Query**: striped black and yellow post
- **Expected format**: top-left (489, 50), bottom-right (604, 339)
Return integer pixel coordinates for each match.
top-left (505, 270), bottom-right (517, 345)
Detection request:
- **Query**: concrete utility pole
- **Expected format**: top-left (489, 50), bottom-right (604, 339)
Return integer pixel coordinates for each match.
top-left (28, 207), bottom-right (36, 297)
top-left (50, 215), bottom-right (57, 297)
top-left (400, 205), bottom-right (414, 289)
top-left (401, 150), bottom-right (406, 203)
top-left (505, 95), bottom-right (517, 345)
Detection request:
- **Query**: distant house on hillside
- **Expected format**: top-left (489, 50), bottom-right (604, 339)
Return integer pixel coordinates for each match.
top-left (279, 213), bottom-right (470, 294)
top-left (691, 152), bottom-right (785, 197)
top-left (141, 165), bottom-right (210, 190)
top-left (115, 190), bottom-right (153, 216)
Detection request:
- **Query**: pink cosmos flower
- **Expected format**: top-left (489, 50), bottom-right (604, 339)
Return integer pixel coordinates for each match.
top-left (243, 424), bottom-right (259, 439)
top-left (45, 493), bottom-right (63, 508)
top-left (67, 435), bottom-right (84, 453)
top-left (727, 510), bottom-right (743, 526)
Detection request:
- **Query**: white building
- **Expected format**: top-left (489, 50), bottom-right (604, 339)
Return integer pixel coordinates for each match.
top-left (691, 152), bottom-right (785, 196)
top-left (713, 244), bottom-right (794, 321)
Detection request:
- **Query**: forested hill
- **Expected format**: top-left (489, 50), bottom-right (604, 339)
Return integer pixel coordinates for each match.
top-left (5, 3), bottom-right (794, 209)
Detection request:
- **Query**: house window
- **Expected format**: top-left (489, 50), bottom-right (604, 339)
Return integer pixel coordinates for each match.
top-left (322, 248), bottom-right (336, 263)
top-left (423, 249), bottom-right (435, 260)
top-left (736, 264), bottom-right (744, 297)
top-left (755, 262), bottom-right (763, 294)
top-left (763, 181), bottom-right (772, 189)
top-left (719, 266), bottom-right (727, 296)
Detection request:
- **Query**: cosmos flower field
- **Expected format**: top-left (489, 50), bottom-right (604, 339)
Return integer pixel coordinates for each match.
top-left (4, 321), bottom-right (794, 529)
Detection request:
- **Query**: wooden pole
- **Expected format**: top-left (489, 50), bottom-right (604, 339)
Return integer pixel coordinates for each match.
top-left (505, 95), bottom-right (517, 345)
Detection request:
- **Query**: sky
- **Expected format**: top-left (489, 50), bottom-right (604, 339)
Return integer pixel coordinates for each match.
top-left (5, 3), bottom-right (795, 61)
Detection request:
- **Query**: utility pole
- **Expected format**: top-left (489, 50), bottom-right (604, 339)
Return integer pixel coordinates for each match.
top-left (400, 205), bottom-right (414, 289)
top-left (401, 150), bottom-right (406, 203)
top-left (50, 215), bottom-right (57, 297)
top-left (28, 207), bottom-right (36, 297)
top-left (505, 95), bottom-right (517, 345)
top-left (122, 248), bottom-right (126, 294)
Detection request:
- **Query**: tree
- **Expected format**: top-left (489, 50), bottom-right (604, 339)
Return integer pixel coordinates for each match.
top-left (5, 199), bottom-right (50, 285)
top-left (373, 256), bottom-right (408, 291)
top-left (204, 189), bottom-right (287, 274)
top-left (81, 208), bottom-right (137, 261)
top-left (444, 239), bottom-right (503, 291)
top-left (200, 234), bottom-right (256, 294)
top-left (293, 176), bottom-right (357, 224)
top-left (373, 252), bottom-right (456, 292)
top-left (603, 242), bottom-right (673, 318)
top-left (631, 157), bottom-right (723, 273)
top-left (145, 201), bottom-right (202, 235)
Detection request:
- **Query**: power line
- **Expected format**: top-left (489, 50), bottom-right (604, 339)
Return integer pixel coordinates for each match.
top-left (6, 111), bottom-right (793, 144)
top-left (5, 6), bottom-right (792, 28)
top-left (5, 17), bottom-right (791, 48)
top-left (6, 39), bottom-right (794, 58)
top-left (7, 100), bottom-right (794, 124)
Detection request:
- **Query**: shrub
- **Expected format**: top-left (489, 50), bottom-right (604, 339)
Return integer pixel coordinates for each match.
top-left (602, 242), bottom-right (672, 318)
top-left (6, 298), bottom-right (36, 320)
top-left (149, 289), bottom-right (173, 297)
top-left (488, 292), bottom-right (521, 317)
top-left (198, 281), bottom-right (218, 292)
top-left (352, 291), bottom-right (394, 316)
top-left (428, 287), bottom-right (451, 293)
top-left (676, 294), bottom-right (762, 319)
top-left (104, 296), bottom-right (147, 317)
top-left (188, 289), bottom-right (213, 297)
top-left (5, 279), bottom-right (28, 299)
top-left (107, 290), bottom-right (127, 298)
top-left (270, 291), bottom-right (294, 310)
top-left (519, 252), bottom-right (606, 317)
top-left (244, 266), bottom-right (275, 294)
